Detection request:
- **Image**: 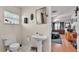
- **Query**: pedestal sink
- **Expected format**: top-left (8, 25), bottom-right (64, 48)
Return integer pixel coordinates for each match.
top-left (32, 34), bottom-right (47, 52)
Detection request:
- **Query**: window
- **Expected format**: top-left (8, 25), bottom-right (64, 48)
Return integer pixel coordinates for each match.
top-left (55, 22), bottom-right (60, 30)
top-left (4, 10), bottom-right (19, 24)
top-left (52, 22), bottom-right (64, 30)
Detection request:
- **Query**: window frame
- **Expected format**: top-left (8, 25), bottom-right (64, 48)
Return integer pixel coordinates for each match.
top-left (4, 10), bottom-right (19, 25)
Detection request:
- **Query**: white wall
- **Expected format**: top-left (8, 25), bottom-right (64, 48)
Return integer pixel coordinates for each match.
top-left (0, 6), bottom-right (22, 51)
top-left (22, 6), bottom-right (48, 24)
top-left (21, 6), bottom-right (50, 52)
top-left (51, 6), bottom-right (75, 22)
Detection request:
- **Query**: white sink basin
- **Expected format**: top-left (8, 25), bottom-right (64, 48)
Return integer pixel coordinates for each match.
top-left (32, 35), bottom-right (47, 40)
top-left (32, 34), bottom-right (47, 52)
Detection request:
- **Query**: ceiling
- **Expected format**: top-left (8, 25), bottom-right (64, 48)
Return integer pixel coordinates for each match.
top-left (51, 6), bottom-right (76, 22)
top-left (16, 6), bottom-right (44, 9)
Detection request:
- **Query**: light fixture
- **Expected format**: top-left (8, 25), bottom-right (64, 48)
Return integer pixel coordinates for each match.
top-left (53, 19), bottom-right (60, 22)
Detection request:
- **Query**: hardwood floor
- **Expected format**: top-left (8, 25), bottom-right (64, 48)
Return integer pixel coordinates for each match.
top-left (51, 34), bottom-right (76, 52)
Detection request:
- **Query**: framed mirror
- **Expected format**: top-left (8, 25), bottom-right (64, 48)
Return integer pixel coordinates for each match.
top-left (35, 7), bottom-right (48, 24)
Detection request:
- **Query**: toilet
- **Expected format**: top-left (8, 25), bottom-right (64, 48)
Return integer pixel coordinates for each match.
top-left (9, 43), bottom-right (20, 52)
top-left (2, 36), bottom-right (20, 52)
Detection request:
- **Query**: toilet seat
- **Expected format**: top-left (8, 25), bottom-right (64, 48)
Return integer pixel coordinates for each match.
top-left (9, 43), bottom-right (20, 51)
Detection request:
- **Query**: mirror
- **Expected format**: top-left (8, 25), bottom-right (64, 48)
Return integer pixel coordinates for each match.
top-left (35, 7), bottom-right (48, 24)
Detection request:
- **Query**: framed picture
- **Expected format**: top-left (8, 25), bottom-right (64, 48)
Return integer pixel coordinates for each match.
top-left (24, 17), bottom-right (28, 23)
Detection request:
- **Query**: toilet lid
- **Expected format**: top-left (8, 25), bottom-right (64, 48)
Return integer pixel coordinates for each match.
top-left (10, 43), bottom-right (20, 48)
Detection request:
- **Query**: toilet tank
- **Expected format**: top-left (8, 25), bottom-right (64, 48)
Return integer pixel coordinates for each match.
top-left (2, 35), bottom-right (17, 46)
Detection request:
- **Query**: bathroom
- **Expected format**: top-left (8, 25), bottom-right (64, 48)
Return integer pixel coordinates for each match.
top-left (0, 6), bottom-right (51, 52)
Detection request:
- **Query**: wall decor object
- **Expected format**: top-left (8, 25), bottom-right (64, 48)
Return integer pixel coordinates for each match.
top-left (35, 7), bottom-right (47, 24)
top-left (24, 17), bottom-right (28, 23)
top-left (30, 14), bottom-right (34, 20)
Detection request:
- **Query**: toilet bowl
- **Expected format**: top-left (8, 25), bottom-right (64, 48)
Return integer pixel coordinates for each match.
top-left (2, 36), bottom-right (20, 52)
top-left (9, 43), bottom-right (20, 52)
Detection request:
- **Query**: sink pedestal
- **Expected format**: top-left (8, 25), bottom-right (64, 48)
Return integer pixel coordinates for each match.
top-left (36, 40), bottom-right (42, 52)
top-left (32, 35), bottom-right (47, 52)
